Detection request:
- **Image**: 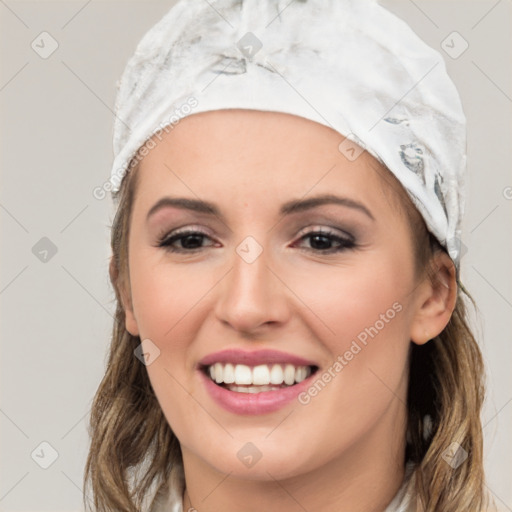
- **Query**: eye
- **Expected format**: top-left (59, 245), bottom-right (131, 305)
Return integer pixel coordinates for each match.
top-left (157, 229), bottom-right (215, 253)
top-left (294, 227), bottom-right (356, 253)
top-left (157, 227), bottom-right (356, 254)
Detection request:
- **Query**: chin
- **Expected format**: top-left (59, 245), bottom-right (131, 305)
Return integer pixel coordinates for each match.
top-left (191, 434), bottom-right (321, 482)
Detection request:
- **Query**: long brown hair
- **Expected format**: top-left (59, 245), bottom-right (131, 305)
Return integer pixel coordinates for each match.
top-left (84, 157), bottom-right (493, 511)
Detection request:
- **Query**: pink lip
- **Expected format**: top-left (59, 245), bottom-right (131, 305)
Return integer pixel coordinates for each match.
top-left (198, 348), bottom-right (318, 368)
top-left (197, 349), bottom-right (320, 415)
top-left (198, 368), bottom-right (317, 415)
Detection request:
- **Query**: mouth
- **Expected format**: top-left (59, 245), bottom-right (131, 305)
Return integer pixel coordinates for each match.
top-left (200, 362), bottom-right (319, 394)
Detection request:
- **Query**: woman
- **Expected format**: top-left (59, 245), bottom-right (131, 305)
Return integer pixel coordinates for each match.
top-left (84, 1), bottom-right (494, 511)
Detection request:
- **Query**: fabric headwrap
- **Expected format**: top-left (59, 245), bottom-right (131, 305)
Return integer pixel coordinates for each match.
top-left (109, 0), bottom-right (467, 267)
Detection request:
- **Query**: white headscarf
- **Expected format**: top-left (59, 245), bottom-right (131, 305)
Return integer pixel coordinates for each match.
top-left (110, 0), bottom-right (467, 267)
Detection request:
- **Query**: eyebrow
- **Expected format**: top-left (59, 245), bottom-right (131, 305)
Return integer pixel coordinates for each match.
top-left (146, 194), bottom-right (375, 223)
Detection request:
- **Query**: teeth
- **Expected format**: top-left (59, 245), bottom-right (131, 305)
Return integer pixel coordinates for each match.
top-left (295, 366), bottom-right (307, 382)
top-left (234, 364), bottom-right (252, 385)
top-left (214, 362), bottom-right (223, 384)
top-left (226, 384), bottom-right (284, 393)
top-left (253, 365), bottom-right (270, 385)
top-left (270, 364), bottom-right (284, 385)
top-left (284, 364), bottom-right (295, 385)
top-left (206, 363), bottom-right (312, 387)
top-left (223, 363), bottom-right (235, 384)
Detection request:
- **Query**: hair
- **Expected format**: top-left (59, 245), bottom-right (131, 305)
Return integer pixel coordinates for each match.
top-left (83, 152), bottom-right (493, 512)
top-left (373, 163), bottom-right (493, 512)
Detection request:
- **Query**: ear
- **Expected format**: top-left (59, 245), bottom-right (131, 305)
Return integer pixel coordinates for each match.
top-left (109, 256), bottom-right (139, 337)
top-left (410, 250), bottom-right (457, 345)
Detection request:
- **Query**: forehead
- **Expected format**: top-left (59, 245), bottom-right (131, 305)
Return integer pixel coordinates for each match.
top-left (131, 109), bottom-right (399, 217)
top-left (138, 109), bottom-right (341, 166)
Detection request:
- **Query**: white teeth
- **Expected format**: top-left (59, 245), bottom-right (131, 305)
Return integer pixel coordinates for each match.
top-left (234, 364), bottom-right (252, 385)
top-left (295, 366), bottom-right (309, 383)
top-left (226, 384), bottom-right (284, 393)
top-left (252, 364), bottom-right (270, 385)
top-left (269, 364), bottom-right (284, 385)
top-left (206, 362), bottom-right (314, 387)
top-left (284, 364), bottom-right (295, 385)
top-left (223, 363), bottom-right (235, 384)
top-left (214, 362), bottom-right (223, 384)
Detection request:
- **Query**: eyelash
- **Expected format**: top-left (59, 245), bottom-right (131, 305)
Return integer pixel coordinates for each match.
top-left (157, 227), bottom-right (356, 254)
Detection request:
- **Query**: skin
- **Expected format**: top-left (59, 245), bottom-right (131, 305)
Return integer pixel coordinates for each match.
top-left (117, 109), bottom-right (456, 512)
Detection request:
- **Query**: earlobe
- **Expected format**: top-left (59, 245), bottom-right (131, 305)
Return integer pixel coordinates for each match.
top-left (109, 256), bottom-right (140, 337)
top-left (410, 251), bottom-right (457, 346)
top-left (124, 304), bottom-right (140, 337)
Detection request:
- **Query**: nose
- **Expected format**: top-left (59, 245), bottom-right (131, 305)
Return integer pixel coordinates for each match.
top-left (214, 242), bottom-right (290, 336)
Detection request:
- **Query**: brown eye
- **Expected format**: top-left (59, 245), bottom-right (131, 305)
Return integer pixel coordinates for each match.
top-left (295, 228), bottom-right (356, 253)
top-left (158, 230), bottom-right (214, 253)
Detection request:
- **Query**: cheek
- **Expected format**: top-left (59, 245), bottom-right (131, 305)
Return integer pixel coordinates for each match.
top-left (294, 256), bottom-right (412, 420)
top-left (298, 253), bottom-right (411, 346)
top-left (128, 257), bottom-right (209, 435)
top-left (129, 252), bottom-right (204, 346)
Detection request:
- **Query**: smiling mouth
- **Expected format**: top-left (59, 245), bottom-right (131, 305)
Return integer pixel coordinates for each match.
top-left (201, 362), bottom-right (319, 393)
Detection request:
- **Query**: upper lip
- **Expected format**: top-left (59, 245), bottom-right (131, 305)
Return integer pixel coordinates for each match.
top-left (198, 349), bottom-right (318, 368)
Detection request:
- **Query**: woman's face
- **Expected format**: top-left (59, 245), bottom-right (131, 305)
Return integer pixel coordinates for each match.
top-left (122, 109), bottom-right (430, 482)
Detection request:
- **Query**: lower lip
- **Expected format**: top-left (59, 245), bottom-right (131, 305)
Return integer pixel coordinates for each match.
top-left (198, 369), bottom-right (316, 415)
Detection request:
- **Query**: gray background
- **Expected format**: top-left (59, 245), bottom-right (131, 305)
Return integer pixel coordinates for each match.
top-left (1, 1), bottom-right (511, 510)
